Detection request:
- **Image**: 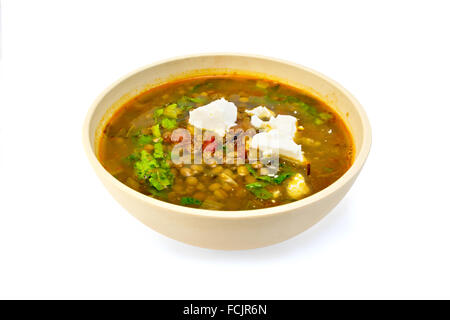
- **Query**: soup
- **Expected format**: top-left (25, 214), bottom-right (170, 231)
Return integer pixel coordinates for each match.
top-left (99, 76), bottom-right (354, 210)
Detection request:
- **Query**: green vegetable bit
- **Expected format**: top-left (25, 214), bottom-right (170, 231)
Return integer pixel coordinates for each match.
top-left (318, 112), bottom-right (333, 121)
top-left (314, 118), bottom-right (324, 125)
top-left (257, 172), bottom-right (293, 184)
top-left (149, 169), bottom-right (173, 191)
top-left (153, 142), bottom-right (164, 159)
top-left (163, 103), bottom-right (181, 119)
top-left (134, 150), bottom-right (159, 180)
top-left (272, 172), bottom-right (294, 184)
top-left (124, 152), bottom-right (140, 163)
top-left (161, 117), bottom-right (177, 129)
top-left (153, 108), bottom-right (164, 118)
top-left (245, 182), bottom-right (273, 200)
top-left (151, 124), bottom-right (161, 137)
top-left (245, 182), bottom-right (268, 189)
top-left (186, 96), bottom-right (204, 103)
top-left (245, 164), bottom-right (292, 185)
top-left (180, 197), bottom-right (202, 206)
top-left (245, 164), bottom-right (258, 177)
top-left (131, 149), bottom-right (173, 192)
top-left (176, 96), bottom-right (207, 110)
top-left (133, 133), bottom-right (152, 146)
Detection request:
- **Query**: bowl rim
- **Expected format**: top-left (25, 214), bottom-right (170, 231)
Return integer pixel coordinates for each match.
top-left (82, 53), bottom-right (371, 219)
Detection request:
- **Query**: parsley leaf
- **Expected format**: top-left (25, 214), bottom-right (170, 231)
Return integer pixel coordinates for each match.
top-left (245, 182), bottom-right (268, 189)
top-left (153, 142), bottom-right (164, 159)
top-left (246, 164), bottom-right (293, 185)
top-left (149, 169), bottom-right (173, 191)
top-left (124, 152), bottom-right (140, 163)
top-left (245, 164), bottom-right (258, 177)
top-left (246, 187), bottom-right (272, 200)
top-left (134, 150), bottom-right (159, 180)
top-left (163, 103), bottom-right (181, 119)
top-left (180, 197), bottom-right (202, 206)
top-left (273, 172), bottom-right (294, 184)
top-left (154, 108), bottom-right (164, 118)
top-left (151, 124), bottom-right (161, 138)
top-left (245, 182), bottom-right (273, 200)
top-left (133, 133), bottom-right (152, 146)
top-left (161, 117), bottom-right (177, 129)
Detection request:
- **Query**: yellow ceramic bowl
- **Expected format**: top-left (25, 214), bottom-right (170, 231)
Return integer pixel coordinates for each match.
top-left (83, 54), bottom-right (371, 250)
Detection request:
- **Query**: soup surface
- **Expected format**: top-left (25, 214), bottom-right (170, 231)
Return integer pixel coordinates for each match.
top-left (99, 76), bottom-right (354, 210)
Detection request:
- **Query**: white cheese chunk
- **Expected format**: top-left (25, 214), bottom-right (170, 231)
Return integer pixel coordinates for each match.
top-left (188, 98), bottom-right (237, 136)
top-left (245, 106), bottom-right (275, 119)
top-left (268, 114), bottom-right (297, 137)
top-left (250, 130), bottom-right (303, 163)
top-left (250, 115), bottom-right (268, 130)
top-left (246, 106), bottom-right (303, 163)
top-left (286, 173), bottom-right (310, 199)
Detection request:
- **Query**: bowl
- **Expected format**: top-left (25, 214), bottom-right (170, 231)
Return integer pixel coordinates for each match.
top-left (82, 54), bottom-right (371, 250)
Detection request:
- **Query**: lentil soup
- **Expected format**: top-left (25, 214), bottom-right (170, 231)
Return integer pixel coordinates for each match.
top-left (99, 76), bottom-right (354, 210)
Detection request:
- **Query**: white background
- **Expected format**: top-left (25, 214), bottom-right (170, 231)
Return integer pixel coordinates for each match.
top-left (0, 0), bottom-right (449, 300)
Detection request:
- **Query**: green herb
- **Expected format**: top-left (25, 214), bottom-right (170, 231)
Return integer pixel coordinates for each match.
top-left (161, 117), bottom-right (177, 129)
top-left (273, 172), bottom-right (294, 184)
top-left (255, 173), bottom-right (292, 184)
top-left (191, 83), bottom-right (203, 92)
top-left (149, 169), bottom-right (173, 191)
top-left (153, 142), bottom-right (164, 159)
top-left (245, 182), bottom-right (268, 189)
top-left (149, 188), bottom-right (168, 199)
top-left (163, 103), bottom-right (181, 119)
top-left (314, 118), bottom-right (324, 125)
top-left (134, 150), bottom-right (159, 180)
top-left (318, 112), bottom-right (333, 121)
top-left (246, 164), bottom-right (258, 177)
top-left (154, 108), bottom-right (164, 118)
top-left (245, 182), bottom-right (272, 200)
top-left (246, 164), bottom-right (293, 185)
top-left (281, 96), bottom-right (333, 125)
top-left (124, 152), bottom-right (140, 163)
top-left (180, 197), bottom-right (202, 206)
top-left (132, 132), bottom-right (152, 146)
top-left (176, 96), bottom-right (207, 110)
top-left (250, 188), bottom-right (273, 200)
top-left (176, 96), bottom-right (194, 110)
top-left (160, 158), bottom-right (171, 169)
top-left (191, 82), bottom-right (214, 92)
top-left (151, 124), bottom-right (161, 137)
top-left (186, 96), bottom-right (205, 103)
top-left (255, 175), bottom-right (275, 183)
top-left (128, 141), bottom-right (173, 192)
